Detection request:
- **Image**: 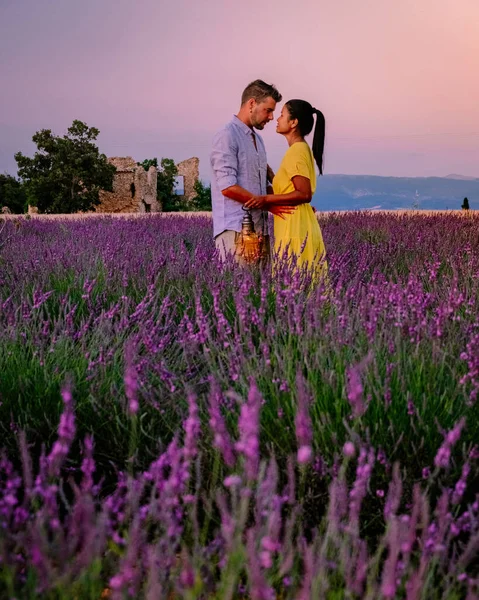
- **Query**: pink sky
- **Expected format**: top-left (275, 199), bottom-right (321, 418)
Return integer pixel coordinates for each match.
top-left (1, 0), bottom-right (478, 179)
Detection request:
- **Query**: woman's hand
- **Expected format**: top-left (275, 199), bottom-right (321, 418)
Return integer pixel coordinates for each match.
top-left (244, 195), bottom-right (296, 218)
top-left (244, 195), bottom-right (267, 209)
top-left (267, 204), bottom-right (296, 219)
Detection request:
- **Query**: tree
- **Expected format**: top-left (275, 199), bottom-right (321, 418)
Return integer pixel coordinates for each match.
top-left (138, 158), bottom-right (158, 172)
top-left (462, 197), bottom-right (470, 210)
top-left (189, 180), bottom-right (212, 211)
top-left (15, 120), bottom-right (116, 213)
top-left (157, 158), bottom-right (181, 212)
top-left (0, 174), bottom-right (27, 214)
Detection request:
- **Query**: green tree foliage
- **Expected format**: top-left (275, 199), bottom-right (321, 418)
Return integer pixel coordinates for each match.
top-left (189, 180), bottom-right (212, 211)
top-left (462, 197), bottom-right (470, 210)
top-left (15, 120), bottom-right (116, 213)
top-left (157, 158), bottom-right (182, 212)
top-left (0, 174), bottom-right (27, 214)
top-left (138, 158), bottom-right (158, 171)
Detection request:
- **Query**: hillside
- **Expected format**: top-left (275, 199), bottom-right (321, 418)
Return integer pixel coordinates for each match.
top-left (312, 175), bottom-right (479, 211)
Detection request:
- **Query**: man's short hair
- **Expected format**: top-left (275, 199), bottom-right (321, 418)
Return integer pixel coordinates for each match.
top-left (241, 80), bottom-right (282, 106)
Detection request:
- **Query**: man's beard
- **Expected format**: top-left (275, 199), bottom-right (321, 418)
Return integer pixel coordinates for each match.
top-left (251, 112), bottom-right (267, 130)
top-left (252, 118), bottom-right (266, 130)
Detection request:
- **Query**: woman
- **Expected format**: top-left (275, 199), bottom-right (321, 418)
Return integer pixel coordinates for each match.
top-left (245, 100), bottom-right (327, 277)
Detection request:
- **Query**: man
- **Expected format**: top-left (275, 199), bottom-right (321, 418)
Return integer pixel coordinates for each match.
top-left (210, 79), bottom-right (292, 264)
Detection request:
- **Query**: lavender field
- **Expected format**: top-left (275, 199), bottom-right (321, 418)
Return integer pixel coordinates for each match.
top-left (1, 212), bottom-right (479, 599)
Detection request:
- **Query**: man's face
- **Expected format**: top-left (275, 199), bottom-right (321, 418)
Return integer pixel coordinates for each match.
top-left (250, 97), bottom-right (276, 130)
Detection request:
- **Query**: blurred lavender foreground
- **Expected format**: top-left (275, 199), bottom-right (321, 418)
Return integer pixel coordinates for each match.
top-left (0, 212), bottom-right (479, 598)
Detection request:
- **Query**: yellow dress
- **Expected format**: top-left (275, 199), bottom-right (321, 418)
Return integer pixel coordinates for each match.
top-left (273, 142), bottom-right (327, 276)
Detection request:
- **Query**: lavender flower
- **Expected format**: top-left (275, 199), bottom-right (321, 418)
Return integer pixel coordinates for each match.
top-left (246, 528), bottom-right (275, 600)
top-left (124, 344), bottom-right (139, 416)
top-left (434, 418), bottom-right (466, 469)
top-left (349, 447), bottom-right (375, 533)
top-left (295, 371), bottom-right (313, 465)
top-left (47, 382), bottom-right (76, 477)
top-left (235, 379), bottom-right (261, 481)
top-left (452, 462), bottom-right (470, 504)
top-left (343, 441), bottom-right (356, 457)
top-left (208, 378), bottom-right (235, 468)
top-left (183, 391), bottom-right (200, 461)
top-left (346, 363), bottom-right (366, 417)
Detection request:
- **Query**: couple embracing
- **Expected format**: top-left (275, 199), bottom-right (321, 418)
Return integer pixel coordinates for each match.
top-left (210, 79), bottom-right (327, 277)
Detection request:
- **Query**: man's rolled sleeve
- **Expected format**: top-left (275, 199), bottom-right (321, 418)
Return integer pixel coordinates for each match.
top-left (210, 129), bottom-right (238, 191)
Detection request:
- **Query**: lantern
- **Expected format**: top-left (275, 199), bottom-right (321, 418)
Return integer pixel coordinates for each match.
top-left (236, 208), bottom-right (263, 264)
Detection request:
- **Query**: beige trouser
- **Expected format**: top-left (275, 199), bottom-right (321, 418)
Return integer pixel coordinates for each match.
top-left (215, 230), bottom-right (270, 267)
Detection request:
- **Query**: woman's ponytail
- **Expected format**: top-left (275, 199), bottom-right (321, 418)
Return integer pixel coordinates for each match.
top-left (311, 108), bottom-right (325, 175)
top-left (285, 100), bottom-right (326, 175)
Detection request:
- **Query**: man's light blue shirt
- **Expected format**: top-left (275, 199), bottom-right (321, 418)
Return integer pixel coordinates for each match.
top-left (210, 116), bottom-right (268, 239)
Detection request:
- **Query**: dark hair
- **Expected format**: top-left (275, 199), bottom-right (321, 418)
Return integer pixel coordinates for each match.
top-left (241, 80), bottom-right (282, 106)
top-left (285, 99), bottom-right (325, 175)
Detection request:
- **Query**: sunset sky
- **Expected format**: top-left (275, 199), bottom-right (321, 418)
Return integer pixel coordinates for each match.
top-left (1, 0), bottom-right (478, 180)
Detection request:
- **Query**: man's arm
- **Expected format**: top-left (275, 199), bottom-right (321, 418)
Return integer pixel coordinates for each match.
top-left (221, 185), bottom-right (255, 205)
top-left (210, 130), bottom-right (261, 204)
top-left (210, 128), bottom-right (241, 196)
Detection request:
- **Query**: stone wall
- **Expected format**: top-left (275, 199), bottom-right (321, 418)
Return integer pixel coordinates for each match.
top-left (177, 157), bottom-right (199, 207)
top-left (97, 156), bottom-right (198, 213)
top-left (97, 157), bottom-right (160, 213)
top-left (142, 166), bottom-right (158, 211)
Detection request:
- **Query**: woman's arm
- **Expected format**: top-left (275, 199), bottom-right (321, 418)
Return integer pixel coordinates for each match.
top-left (266, 165), bottom-right (275, 194)
top-left (266, 164), bottom-right (275, 184)
top-left (244, 175), bottom-right (312, 209)
top-left (222, 185), bottom-right (295, 219)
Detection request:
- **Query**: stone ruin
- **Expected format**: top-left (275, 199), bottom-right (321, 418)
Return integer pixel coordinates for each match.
top-left (97, 157), bottom-right (159, 213)
top-left (177, 157), bottom-right (200, 206)
top-left (96, 156), bottom-right (200, 213)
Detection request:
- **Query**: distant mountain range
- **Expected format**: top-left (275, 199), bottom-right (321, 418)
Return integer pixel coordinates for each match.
top-left (312, 174), bottom-right (479, 211)
top-left (444, 174), bottom-right (478, 181)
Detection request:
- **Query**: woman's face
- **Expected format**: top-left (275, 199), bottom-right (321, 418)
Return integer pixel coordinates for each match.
top-left (276, 105), bottom-right (293, 135)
